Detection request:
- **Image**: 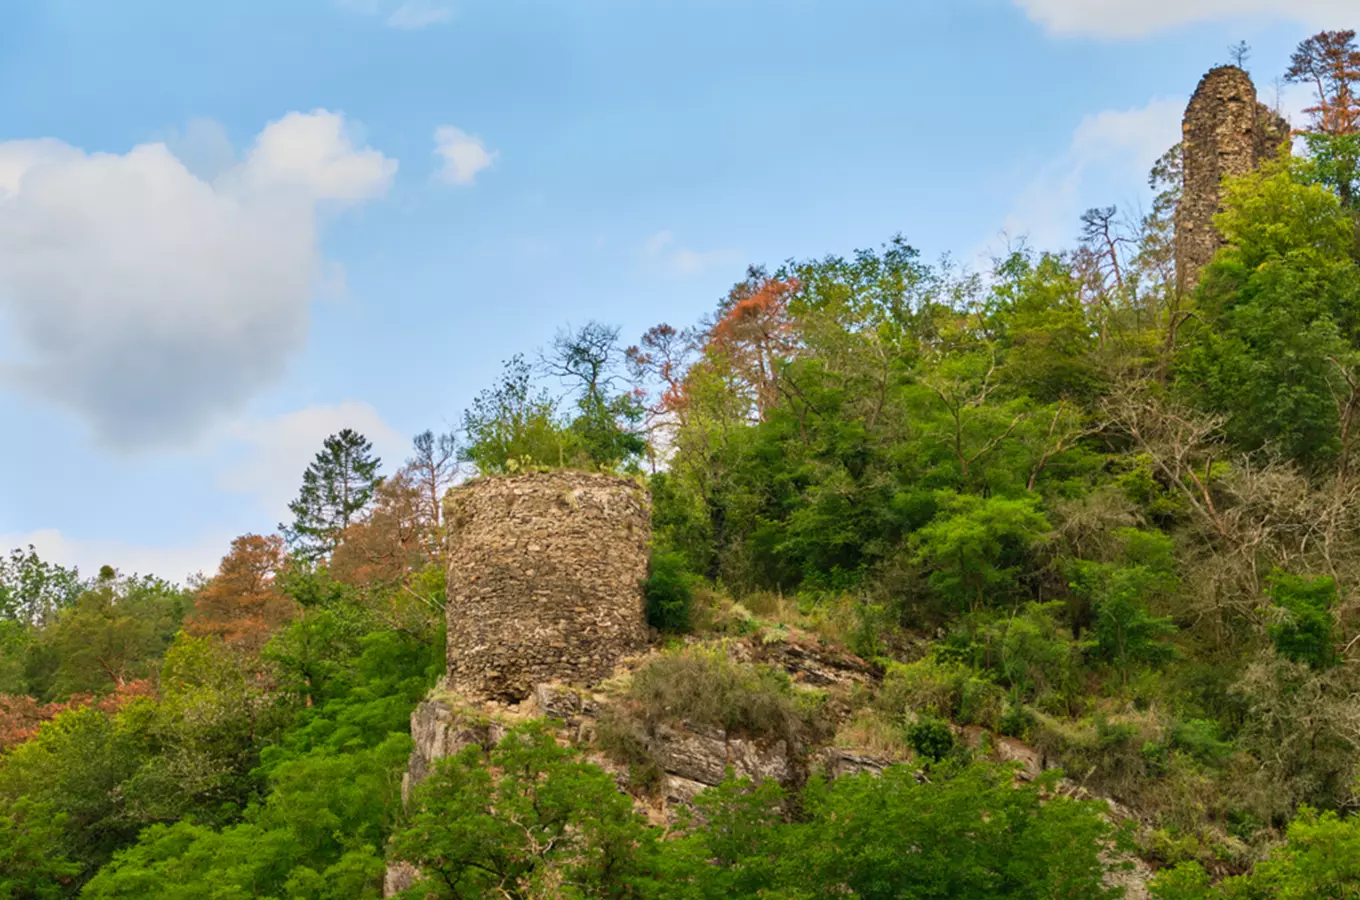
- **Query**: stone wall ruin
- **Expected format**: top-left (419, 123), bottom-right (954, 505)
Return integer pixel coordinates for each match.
top-left (443, 471), bottom-right (651, 703)
top-left (1174, 65), bottom-right (1291, 294)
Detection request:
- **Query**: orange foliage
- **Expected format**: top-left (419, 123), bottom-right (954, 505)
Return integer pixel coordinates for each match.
top-left (330, 470), bottom-right (430, 593)
top-left (0, 679), bottom-right (154, 750)
top-left (706, 272), bottom-right (801, 420)
top-left (188, 534), bottom-right (295, 653)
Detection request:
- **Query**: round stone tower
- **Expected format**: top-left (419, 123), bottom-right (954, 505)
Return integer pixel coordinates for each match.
top-left (442, 471), bottom-right (651, 703)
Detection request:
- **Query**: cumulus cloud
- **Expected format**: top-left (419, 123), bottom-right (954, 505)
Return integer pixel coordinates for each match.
top-left (994, 96), bottom-right (1183, 254)
top-left (386, 0), bottom-right (455, 29)
top-left (217, 401), bottom-right (407, 524)
top-left (0, 111), bottom-right (397, 450)
top-left (433, 126), bottom-right (496, 186)
top-left (1013, 0), bottom-right (1357, 38)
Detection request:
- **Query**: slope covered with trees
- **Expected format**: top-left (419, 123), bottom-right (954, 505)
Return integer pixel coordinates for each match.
top-left (6, 31), bottom-right (1360, 899)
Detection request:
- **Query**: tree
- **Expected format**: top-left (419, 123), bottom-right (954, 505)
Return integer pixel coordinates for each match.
top-left (660, 764), bottom-right (1125, 899)
top-left (283, 429), bottom-right (384, 561)
top-left (1228, 40), bottom-right (1251, 69)
top-left (1068, 530), bottom-right (1179, 684)
top-left (0, 546), bottom-right (84, 628)
top-left (389, 721), bottom-right (658, 899)
top-left (37, 576), bottom-right (186, 698)
top-left (461, 355), bottom-right (577, 474)
top-left (1286, 30), bottom-right (1360, 207)
top-left (911, 494), bottom-right (1050, 615)
top-left (407, 430), bottom-right (459, 540)
top-left (1266, 574), bottom-right (1338, 670)
top-left (0, 798), bottom-right (82, 899)
top-left (542, 322), bottom-right (647, 471)
top-left (1179, 159), bottom-right (1360, 465)
top-left (188, 534), bottom-right (295, 653)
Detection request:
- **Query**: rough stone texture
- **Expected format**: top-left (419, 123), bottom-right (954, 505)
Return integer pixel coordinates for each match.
top-left (1175, 65), bottom-right (1291, 294)
top-left (382, 862), bottom-right (421, 897)
top-left (649, 721), bottom-right (791, 787)
top-left (444, 472), bottom-right (651, 703)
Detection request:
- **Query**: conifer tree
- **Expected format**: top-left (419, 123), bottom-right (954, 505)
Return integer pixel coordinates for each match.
top-left (281, 429), bottom-right (383, 561)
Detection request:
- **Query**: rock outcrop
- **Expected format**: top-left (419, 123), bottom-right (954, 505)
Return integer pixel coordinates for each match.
top-left (1174, 65), bottom-right (1291, 294)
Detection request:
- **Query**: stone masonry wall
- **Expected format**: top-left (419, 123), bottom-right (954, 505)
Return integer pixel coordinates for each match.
top-left (443, 471), bottom-right (651, 702)
top-left (1174, 65), bottom-right (1290, 294)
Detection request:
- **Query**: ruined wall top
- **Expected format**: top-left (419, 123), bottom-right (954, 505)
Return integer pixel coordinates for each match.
top-left (1174, 65), bottom-right (1290, 294)
top-left (443, 470), bottom-right (651, 703)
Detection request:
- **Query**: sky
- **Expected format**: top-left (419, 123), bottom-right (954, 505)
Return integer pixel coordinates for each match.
top-left (0, 0), bottom-right (1355, 582)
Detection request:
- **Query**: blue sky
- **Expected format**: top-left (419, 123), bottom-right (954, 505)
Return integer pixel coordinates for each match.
top-left (0, 0), bottom-right (1353, 580)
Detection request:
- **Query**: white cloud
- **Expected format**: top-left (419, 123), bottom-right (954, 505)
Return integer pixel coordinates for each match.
top-left (644, 229), bottom-right (737, 276)
top-left (217, 402), bottom-right (407, 525)
top-left (433, 126), bottom-right (496, 186)
top-left (0, 111), bottom-right (397, 450)
top-left (994, 96), bottom-right (1182, 254)
top-left (1013, 0), bottom-right (1356, 38)
top-left (387, 0), bottom-right (455, 29)
top-left (0, 527), bottom-right (231, 584)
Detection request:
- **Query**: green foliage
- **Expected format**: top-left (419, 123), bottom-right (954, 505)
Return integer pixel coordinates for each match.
top-left (391, 721), bottom-right (658, 899)
top-left (461, 355), bottom-right (580, 474)
top-left (642, 551), bottom-right (696, 633)
top-left (1069, 529), bottom-right (1178, 683)
top-left (1151, 808), bottom-right (1360, 899)
top-left (0, 546), bottom-right (84, 627)
top-left (910, 493), bottom-right (1050, 614)
top-left (1266, 574), bottom-right (1338, 669)
top-left (905, 716), bottom-right (955, 761)
top-left (624, 645), bottom-right (823, 742)
top-left (877, 655), bottom-right (1006, 730)
top-left (0, 798), bottom-right (82, 900)
top-left (1181, 159), bottom-right (1360, 465)
top-left (283, 429), bottom-right (384, 561)
top-left (0, 706), bottom-right (144, 877)
top-left (660, 764), bottom-right (1125, 899)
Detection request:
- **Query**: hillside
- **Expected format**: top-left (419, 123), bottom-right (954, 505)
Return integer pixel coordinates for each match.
top-left (7, 32), bottom-right (1360, 899)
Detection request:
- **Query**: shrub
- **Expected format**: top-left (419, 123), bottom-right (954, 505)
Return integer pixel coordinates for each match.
top-left (878, 656), bottom-right (1006, 730)
top-left (906, 717), bottom-right (956, 762)
top-left (643, 551), bottom-right (697, 633)
top-left (624, 645), bottom-right (823, 741)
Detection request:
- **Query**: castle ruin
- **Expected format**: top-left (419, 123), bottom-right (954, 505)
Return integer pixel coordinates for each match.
top-left (442, 470), bottom-right (651, 703)
top-left (1174, 65), bottom-right (1290, 294)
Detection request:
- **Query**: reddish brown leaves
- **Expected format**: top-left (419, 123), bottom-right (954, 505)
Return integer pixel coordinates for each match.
top-left (187, 534), bottom-right (295, 653)
top-left (0, 679), bottom-right (153, 750)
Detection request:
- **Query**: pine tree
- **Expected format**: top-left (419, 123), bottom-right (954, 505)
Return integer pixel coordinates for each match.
top-left (281, 429), bottom-right (383, 561)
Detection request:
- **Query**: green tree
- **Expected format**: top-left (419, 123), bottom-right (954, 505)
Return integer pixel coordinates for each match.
top-left (910, 494), bottom-right (1050, 614)
top-left (1179, 159), bottom-right (1360, 466)
top-left (0, 798), bottom-right (82, 900)
top-left (390, 721), bottom-right (658, 899)
top-left (1266, 574), bottom-right (1339, 669)
top-left (1151, 807), bottom-right (1360, 898)
top-left (461, 356), bottom-right (578, 474)
top-left (1068, 529), bottom-right (1178, 684)
top-left (0, 546), bottom-right (84, 628)
top-left (660, 764), bottom-right (1125, 899)
top-left (283, 429), bottom-right (384, 561)
top-left (36, 575), bottom-right (186, 699)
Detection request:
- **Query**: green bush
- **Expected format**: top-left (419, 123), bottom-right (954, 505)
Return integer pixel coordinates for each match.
top-left (878, 656), bottom-right (1006, 730)
top-left (624, 644), bottom-right (824, 741)
top-left (906, 718), bottom-right (956, 762)
top-left (643, 551), bottom-right (697, 633)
